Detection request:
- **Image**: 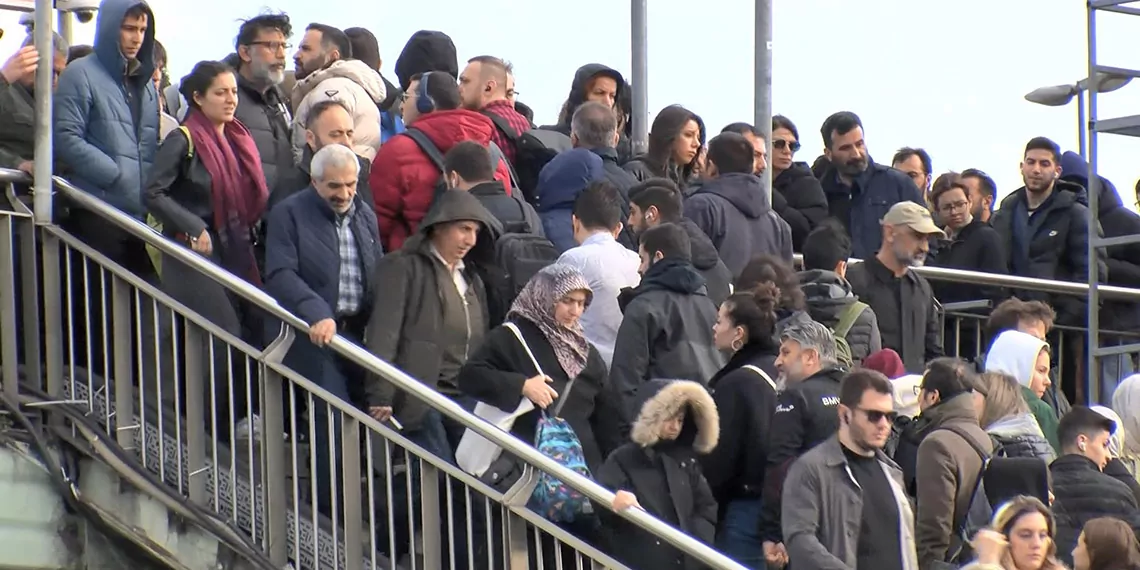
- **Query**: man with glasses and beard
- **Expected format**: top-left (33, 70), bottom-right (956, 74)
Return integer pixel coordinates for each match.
top-left (847, 202), bottom-right (945, 373)
top-left (782, 369), bottom-right (917, 570)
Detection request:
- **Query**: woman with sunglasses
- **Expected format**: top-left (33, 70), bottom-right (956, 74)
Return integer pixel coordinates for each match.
top-left (770, 115), bottom-right (829, 251)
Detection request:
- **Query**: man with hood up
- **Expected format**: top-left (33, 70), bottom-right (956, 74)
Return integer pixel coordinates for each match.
top-left (290, 23), bottom-right (386, 161)
top-left (684, 131), bottom-right (793, 277)
top-left (542, 64), bottom-right (627, 143)
top-left (985, 329), bottom-right (1061, 453)
top-left (55, 0), bottom-right (158, 225)
top-left (394, 30), bottom-right (458, 95)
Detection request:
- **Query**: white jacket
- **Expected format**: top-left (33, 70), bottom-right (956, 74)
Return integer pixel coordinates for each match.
top-left (290, 59), bottom-right (386, 162)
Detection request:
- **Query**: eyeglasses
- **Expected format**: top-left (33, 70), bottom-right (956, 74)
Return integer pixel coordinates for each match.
top-left (249, 41), bottom-right (292, 52)
top-left (939, 200), bottom-right (970, 213)
top-left (858, 408), bottom-right (898, 424)
top-left (773, 139), bottom-right (801, 152)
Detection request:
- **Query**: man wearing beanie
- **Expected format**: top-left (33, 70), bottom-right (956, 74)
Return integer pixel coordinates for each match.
top-left (394, 30), bottom-right (458, 92)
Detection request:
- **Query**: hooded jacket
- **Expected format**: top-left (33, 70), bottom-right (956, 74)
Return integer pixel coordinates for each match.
top-left (53, 0), bottom-right (159, 218)
top-left (542, 63), bottom-right (625, 135)
top-left (597, 380), bottom-right (719, 570)
top-left (683, 172), bottom-right (793, 276)
top-left (986, 413), bottom-right (1055, 462)
top-left (990, 180), bottom-right (1107, 325)
top-left (798, 269), bottom-right (882, 364)
top-left (290, 59), bottom-right (387, 161)
top-left (535, 148), bottom-right (605, 252)
top-left (364, 190), bottom-right (502, 429)
top-left (984, 330), bottom-right (1060, 452)
top-left (370, 109), bottom-right (513, 252)
top-left (676, 218), bottom-right (732, 306)
top-left (394, 30), bottom-right (458, 92)
top-left (223, 53), bottom-right (294, 199)
top-left (773, 162), bottom-right (830, 251)
top-left (609, 258), bottom-right (725, 435)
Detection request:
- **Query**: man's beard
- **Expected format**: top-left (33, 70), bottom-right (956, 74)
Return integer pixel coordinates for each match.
top-left (837, 157), bottom-right (868, 177)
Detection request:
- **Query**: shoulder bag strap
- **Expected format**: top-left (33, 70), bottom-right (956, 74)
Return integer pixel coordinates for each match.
top-left (833, 301), bottom-right (867, 339)
top-left (504, 321), bottom-right (577, 417)
top-left (741, 364), bottom-right (778, 391)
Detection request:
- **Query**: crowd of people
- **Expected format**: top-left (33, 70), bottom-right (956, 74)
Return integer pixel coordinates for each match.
top-left (7, 0), bottom-right (1140, 568)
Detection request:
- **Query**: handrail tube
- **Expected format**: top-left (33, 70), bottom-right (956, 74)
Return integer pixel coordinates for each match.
top-left (40, 172), bottom-right (745, 568)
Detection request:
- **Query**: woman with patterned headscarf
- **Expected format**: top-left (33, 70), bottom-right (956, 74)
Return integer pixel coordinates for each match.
top-left (458, 263), bottom-right (620, 472)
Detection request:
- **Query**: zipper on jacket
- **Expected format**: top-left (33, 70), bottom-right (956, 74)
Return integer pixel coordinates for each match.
top-left (462, 292), bottom-right (471, 360)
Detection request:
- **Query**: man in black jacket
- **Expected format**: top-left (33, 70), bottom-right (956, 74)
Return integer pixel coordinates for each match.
top-left (798, 222), bottom-right (882, 364)
top-left (759, 320), bottom-right (846, 567)
top-left (0, 34), bottom-right (68, 176)
top-left (275, 100), bottom-right (372, 210)
top-left (609, 223), bottom-right (725, 436)
top-left (442, 141), bottom-right (543, 235)
top-left (1050, 406), bottom-right (1140, 567)
top-left (570, 101), bottom-right (636, 248)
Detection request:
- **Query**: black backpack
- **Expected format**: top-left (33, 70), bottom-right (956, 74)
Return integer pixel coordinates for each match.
top-left (482, 112), bottom-right (573, 204)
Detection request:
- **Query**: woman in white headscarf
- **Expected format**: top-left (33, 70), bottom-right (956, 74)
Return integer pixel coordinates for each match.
top-left (1112, 374), bottom-right (1140, 481)
top-left (1091, 405), bottom-right (1140, 504)
top-left (985, 330), bottom-right (1060, 452)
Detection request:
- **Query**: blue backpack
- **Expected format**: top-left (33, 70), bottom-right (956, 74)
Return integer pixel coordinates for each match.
top-left (504, 323), bottom-right (593, 522)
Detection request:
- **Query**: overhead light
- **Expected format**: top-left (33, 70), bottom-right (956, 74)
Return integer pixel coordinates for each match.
top-left (1025, 84), bottom-right (1078, 107)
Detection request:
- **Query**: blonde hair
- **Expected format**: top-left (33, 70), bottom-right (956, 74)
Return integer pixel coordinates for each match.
top-left (978, 372), bottom-right (1029, 429)
top-left (991, 496), bottom-right (1064, 570)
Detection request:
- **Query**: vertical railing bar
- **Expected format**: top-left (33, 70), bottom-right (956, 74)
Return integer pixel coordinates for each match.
top-left (0, 214), bottom-right (21, 402)
top-left (260, 361), bottom-right (288, 566)
top-left (110, 277), bottom-right (133, 450)
top-left (184, 323), bottom-right (207, 505)
top-left (17, 212), bottom-right (41, 392)
top-left (41, 232), bottom-right (64, 401)
top-left (341, 414), bottom-right (363, 569)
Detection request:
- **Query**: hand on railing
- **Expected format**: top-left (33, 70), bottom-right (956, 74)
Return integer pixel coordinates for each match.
top-left (611, 490), bottom-right (643, 512)
top-left (368, 406), bottom-right (393, 423)
top-left (189, 229), bottom-right (212, 256)
top-left (308, 318), bottom-right (336, 346)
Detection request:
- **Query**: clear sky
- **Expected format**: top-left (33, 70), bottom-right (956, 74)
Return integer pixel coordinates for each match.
top-left (2, 0), bottom-right (1139, 211)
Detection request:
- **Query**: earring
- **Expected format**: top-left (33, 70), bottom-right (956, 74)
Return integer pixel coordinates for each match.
top-left (731, 338), bottom-right (743, 352)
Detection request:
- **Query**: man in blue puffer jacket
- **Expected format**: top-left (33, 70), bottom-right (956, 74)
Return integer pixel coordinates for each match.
top-left (54, 0), bottom-right (158, 221)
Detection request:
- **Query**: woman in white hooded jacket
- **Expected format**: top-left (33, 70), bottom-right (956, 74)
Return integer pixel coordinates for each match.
top-left (1111, 374), bottom-right (1140, 481)
top-left (985, 330), bottom-right (1061, 452)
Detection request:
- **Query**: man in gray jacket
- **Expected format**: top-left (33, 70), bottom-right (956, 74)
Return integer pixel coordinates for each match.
top-left (782, 369), bottom-right (918, 570)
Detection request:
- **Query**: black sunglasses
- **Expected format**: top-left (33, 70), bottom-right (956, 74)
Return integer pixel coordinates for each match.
top-left (773, 139), bottom-right (801, 152)
top-left (859, 408), bottom-right (898, 424)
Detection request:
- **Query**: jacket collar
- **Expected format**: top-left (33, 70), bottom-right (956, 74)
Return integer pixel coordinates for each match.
top-left (819, 434), bottom-right (898, 469)
top-left (587, 146), bottom-right (621, 164)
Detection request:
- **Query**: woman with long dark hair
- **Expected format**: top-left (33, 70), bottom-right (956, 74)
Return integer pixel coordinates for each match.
top-left (145, 60), bottom-right (268, 440)
top-left (1072, 517), bottom-right (1140, 570)
top-left (622, 104), bottom-right (705, 191)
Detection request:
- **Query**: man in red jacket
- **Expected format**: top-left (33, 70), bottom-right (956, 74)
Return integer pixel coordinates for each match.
top-left (370, 71), bottom-right (512, 251)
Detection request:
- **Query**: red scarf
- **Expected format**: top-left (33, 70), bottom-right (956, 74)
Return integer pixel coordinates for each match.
top-left (183, 109), bottom-right (268, 284)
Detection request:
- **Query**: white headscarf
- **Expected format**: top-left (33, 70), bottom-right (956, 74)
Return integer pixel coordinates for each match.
top-left (984, 330), bottom-right (1048, 388)
top-left (1092, 405), bottom-right (1126, 458)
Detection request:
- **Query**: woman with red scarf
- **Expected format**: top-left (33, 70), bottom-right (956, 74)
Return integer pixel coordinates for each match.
top-left (145, 60), bottom-right (268, 442)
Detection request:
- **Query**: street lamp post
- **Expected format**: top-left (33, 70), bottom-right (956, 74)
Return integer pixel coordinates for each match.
top-left (1024, 73), bottom-right (1132, 159)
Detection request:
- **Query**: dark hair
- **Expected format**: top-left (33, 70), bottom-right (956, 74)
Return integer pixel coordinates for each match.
top-left (721, 122), bottom-right (760, 137)
top-left (306, 23), bottom-right (351, 59)
top-left (410, 71), bottom-right (462, 111)
top-left (930, 172), bottom-right (969, 209)
top-left (179, 60), bottom-right (235, 110)
top-left (922, 358), bottom-right (976, 400)
top-left (961, 168), bottom-right (996, 202)
top-left (443, 141), bottom-right (495, 183)
top-left (736, 255), bottom-right (805, 310)
top-left (647, 105), bottom-right (704, 177)
top-left (67, 44), bottom-right (94, 64)
top-left (640, 223), bottom-right (691, 262)
top-left (1024, 136), bottom-right (1061, 163)
top-left (1058, 406), bottom-right (1115, 452)
top-left (572, 181), bottom-right (624, 231)
top-left (305, 99), bottom-right (350, 129)
top-left (125, 4), bottom-right (148, 20)
top-left (892, 147), bottom-right (932, 176)
top-left (802, 220), bottom-right (851, 272)
top-left (1082, 517), bottom-right (1140, 570)
top-left (343, 27), bottom-right (381, 71)
top-left (152, 40), bottom-right (170, 91)
top-left (986, 298), bottom-right (1056, 339)
top-left (820, 111), bottom-right (863, 149)
top-left (839, 369), bottom-right (892, 408)
top-left (723, 282), bottom-right (781, 349)
top-left (629, 178), bottom-right (683, 223)
top-left (707, 132), bottom-right (755, 175)
top-left (235, 12), bottom-right (292, 51)
top-left (772, 115), bottom-right (799, 140)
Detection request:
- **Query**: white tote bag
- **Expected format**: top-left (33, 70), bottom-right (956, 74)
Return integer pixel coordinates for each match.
top-left (456, 322), bottom-right (538, 477)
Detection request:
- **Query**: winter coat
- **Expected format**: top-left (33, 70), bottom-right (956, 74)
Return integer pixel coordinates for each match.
top-left (456, 317), bottom-right (619, 471)
top-left (677, 218), bottom-right (732, 307)
top-left (467, 181), bottom-right (544, 236)
top-left (363, 190), bottom-right (501, 429)
top-left (609, 258), bottom-right (725, 435)
top-left (370, 109), bottom-right (513, 252)
top-left (990, 180), bottom-right (1107, 326)
top-left (913, 394), bottom-right (993, 569)
top-left (798, 268), bottom-right (882, 364)
top-left (772, 162), bottom-right (830, 251)
top-left (223, 53), bottom-right (294, 199)
top-left (700, 342), bottom-right (780, 508)
top-left (818, 159), bottom-right (925, 259)
top-left (542, 63), bottom-right (625, 136)
top-left (987, 413), bottom-right (1056, 463)
top-left (275, 145), bottom-right (373, 212)
top-left (535, 148), bottom-right (605, 253)
top-left (928, 218), bottom-right (1008, 304)
top-left (53, 0), bottom-right (159, 218)
top-left (1051, 454), bottom-right (1140, 567)
top-left (0, 74), bottom-right (34, 168)
top-left (586, 145), bottom-right (638, 249)
top-left (290, 59), bottom-right (386, 161)
top-left (683, 172), bottom-right (794, 277)
top-left (984, 331), bottom-right (1061, 452)
top-left (597, 380), bottom-right (720, 570)
top-left (847, 256), bottom-right (943, 373)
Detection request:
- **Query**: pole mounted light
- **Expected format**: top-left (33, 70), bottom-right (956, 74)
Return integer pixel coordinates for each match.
top-left (1024, 73), bottom-right (1132, 106)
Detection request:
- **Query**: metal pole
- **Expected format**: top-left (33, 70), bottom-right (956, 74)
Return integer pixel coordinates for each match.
top-left (1077, 90), bottom-right (1088, 161)
top-left (57, 11), bottom-right (73, 46)
top-left (755, 0), bottom-right (773, 199)
top-left (32, 0), bottom-right (53, 224)
top-left (1086, 4), bottom-right (1100, 404)
top-left (630, 0), bottom-right (649, 156)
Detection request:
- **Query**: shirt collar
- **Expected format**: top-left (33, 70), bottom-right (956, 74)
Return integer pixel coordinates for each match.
top-left (582, 231), bottom-right (616, 246)
top-left (430, 244), bottom-right (465, 272)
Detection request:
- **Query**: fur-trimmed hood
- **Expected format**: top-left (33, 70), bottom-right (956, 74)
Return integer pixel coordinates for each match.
top-left (630, 380), bottom-right (719, 454)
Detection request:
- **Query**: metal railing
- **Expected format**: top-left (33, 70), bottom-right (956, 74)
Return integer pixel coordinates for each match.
top-left (0, 169), bottom-right (749, 570)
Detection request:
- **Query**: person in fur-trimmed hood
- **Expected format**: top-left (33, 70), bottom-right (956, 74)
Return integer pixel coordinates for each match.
top-left (598, 379), bottom-right (720, 570)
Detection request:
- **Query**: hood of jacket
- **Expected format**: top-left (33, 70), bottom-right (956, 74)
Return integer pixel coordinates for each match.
top-left (677, 218), bottom-right (723, 272)
top-left (406, 109), bottom-right (497, 154)
top-left (636, 257), bottom-right (706, 295)
top-left (406, 188), bottom-right (503, 263)
top-left (988, 411), bottom-right (1048, 439)
top-left (556, 63), bottom-right (625, 126)
top-left (94, 0), bottom-right (156, 79)
top-left (1060, 150), bottom-right (1122, 216)
top-left (630, 379), bottom-right (719, 453)
top-left (984, 330), bottom-right (1049, 388)
top-left (797, 269), bottom-right (857, 305)
top-left (535, 148), bottom-right (605, 212)
top-left (695, 172), bottom-right (771, 218)
top-left (394, 30), bottom-right (458, 91)
top-left (1112, 374), bottom-right (1140, 458)
top-left (915, 392), bottom-right (979, 437)
top-left (773, 161), bottom-right (815, 190)
top-left (292, 59), bottom-right (387, 108)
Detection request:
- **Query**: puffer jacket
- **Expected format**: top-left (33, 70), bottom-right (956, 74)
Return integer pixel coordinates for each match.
top-left (224, 53), bottom-right (294, 198)
top-left (53, 0), bottom-right (159, 217)
top-left (290, 59), bottom-right (387, 161)
top-left (370, 109), bottom-right (513, 252)
top-left (772, 162), bottom-right (829, 251)
top-left (797, 269), bottom-right (882, 364)
top-left (986, 413), bottom-right (1055, 462)
top-left (1051, 454), bottom-right (1140, 567)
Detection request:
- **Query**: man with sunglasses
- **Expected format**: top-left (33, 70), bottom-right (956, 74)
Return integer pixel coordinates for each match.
top-left (782, 369), bottom-right (917, 570)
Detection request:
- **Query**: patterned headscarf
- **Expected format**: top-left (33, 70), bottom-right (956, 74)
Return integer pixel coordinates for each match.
top-left (507, 264), bottom-right (593, 380)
